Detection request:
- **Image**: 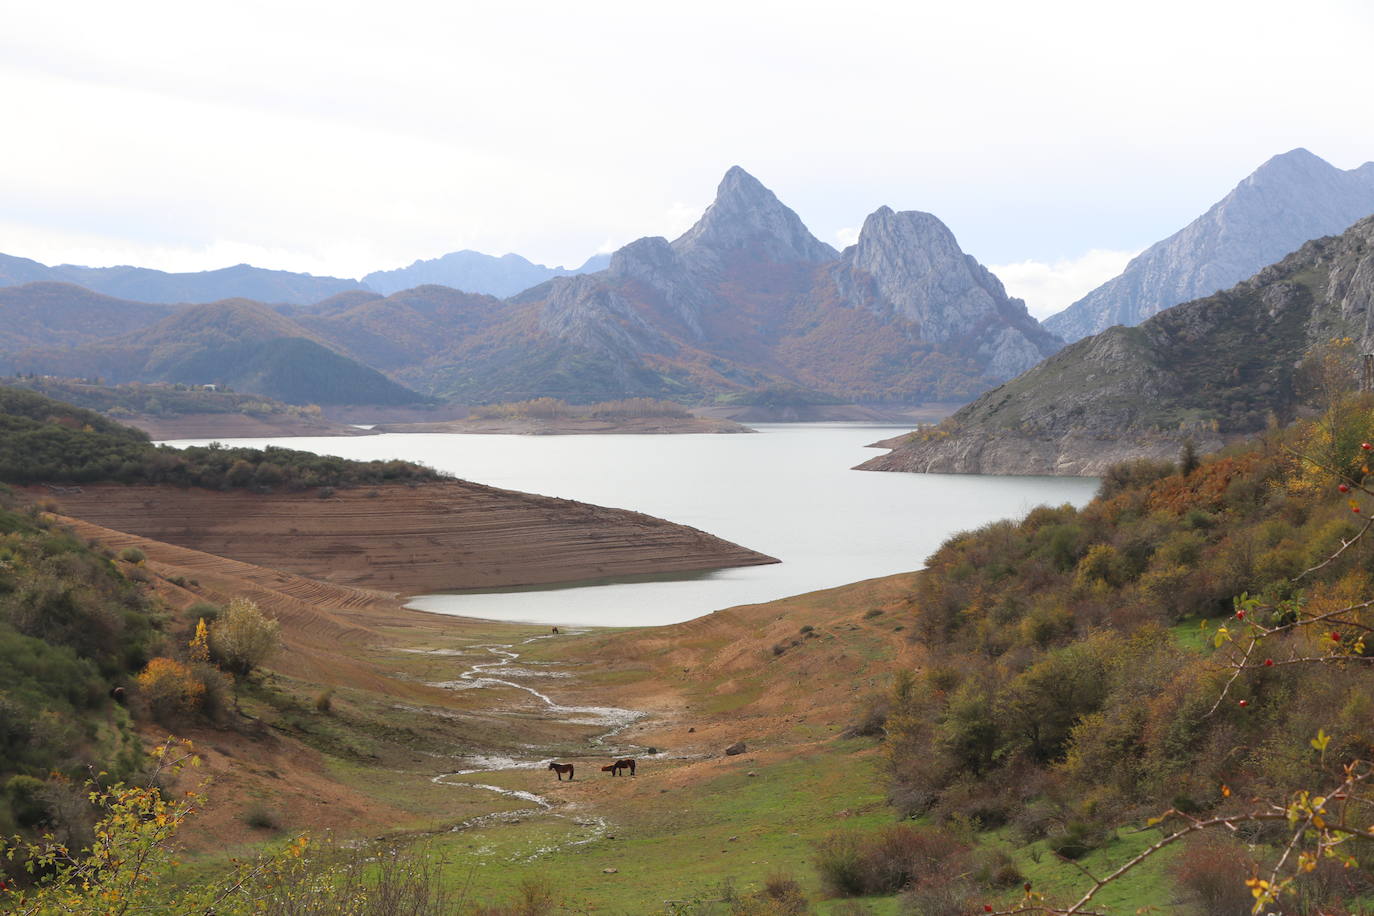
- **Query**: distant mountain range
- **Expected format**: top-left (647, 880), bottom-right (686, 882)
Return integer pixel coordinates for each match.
top-left (1, 167), bottom-right (1065, 408)
top-left (1044, 148), bottom-right (1374, 342)
top-left (0, 253), bottom-right (367, 305)
top-left (9, 152), bottom-right (1374, 412)
top-left (362, 251), bottom-right (610, 297)
top-left (0, 248), bottom-right (611, 304)
top-left (0, 290), bottom-right (426, 407)
top-left (861, 213), bottom-right (1374, 476)
top-left (379, 166), bottom-right (1063, 404)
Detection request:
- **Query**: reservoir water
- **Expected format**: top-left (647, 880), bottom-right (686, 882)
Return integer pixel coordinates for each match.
top-left (164, 425), bottom-right (1097, 626)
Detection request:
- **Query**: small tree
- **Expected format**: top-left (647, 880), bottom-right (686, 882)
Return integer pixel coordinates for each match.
top-left (208, 597), bottom-right (280, 677)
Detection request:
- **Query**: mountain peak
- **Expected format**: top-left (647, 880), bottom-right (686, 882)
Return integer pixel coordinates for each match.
top-left (671, 168), bottom-right (838, 267)
top-left (1250, 147), bottom-right (1337, 182)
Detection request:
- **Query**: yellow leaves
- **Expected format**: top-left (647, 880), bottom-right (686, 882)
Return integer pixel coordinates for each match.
top-left (1312, 729), bottom-right (1332, 754)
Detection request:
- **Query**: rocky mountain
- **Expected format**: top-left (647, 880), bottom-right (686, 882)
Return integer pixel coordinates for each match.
top-left (7, 299), bottom-right (426, 406)
top-left (860, 215), bottom-right (1374, 476)
top-left (406, 167), bottom-right (1061, 404)
top-left (2, 167), bottom-right (1062, 408)
top-left (1045, 148), bottom-right (1374, 342)
top-left (0, 254), bottom-right (366, 305)
top-left (363, 250), bottom-right (609, 297)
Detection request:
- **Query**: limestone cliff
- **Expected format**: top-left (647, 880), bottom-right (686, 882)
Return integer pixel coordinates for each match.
top-left (860, 215), bottom-right (1374, 476)
top-left (1045, 149), bottom-right (1374, 342)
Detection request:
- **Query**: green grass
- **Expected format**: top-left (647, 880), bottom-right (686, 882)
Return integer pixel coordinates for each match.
top-left (422, 740), bottom-right (895, 913)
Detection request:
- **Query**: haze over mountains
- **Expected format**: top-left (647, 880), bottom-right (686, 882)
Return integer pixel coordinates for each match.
top-left (0, 248), bottom-right (614, 304)
top-left (5, 152), bottom-right (1374, 413)
top-left (1044, 148), bottom-right (1374, 341)
top-left (362, 251), bottom-right (611, 297)
top-left (0, 167), bottom-right (1064, 407)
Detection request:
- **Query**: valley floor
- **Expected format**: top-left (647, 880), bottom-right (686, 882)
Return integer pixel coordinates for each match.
top-left (56, 510), bottom-right (919, 911)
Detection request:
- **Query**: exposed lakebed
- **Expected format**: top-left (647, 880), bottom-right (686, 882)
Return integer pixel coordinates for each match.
top-left (163, 424), bottom-right (1097, 626)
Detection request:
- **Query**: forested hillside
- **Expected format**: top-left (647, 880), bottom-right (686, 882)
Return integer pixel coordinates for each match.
top-left (855, 396), bottom-right (1374, 912)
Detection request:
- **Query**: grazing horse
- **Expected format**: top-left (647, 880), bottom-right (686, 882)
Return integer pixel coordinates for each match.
top-left (601, 758), bottom-right (635, 776)
top-left (548, 762), bottom-right (575, 781)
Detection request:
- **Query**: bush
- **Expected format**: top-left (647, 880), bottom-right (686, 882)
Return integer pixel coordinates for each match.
top-left (815, 826), bottom-right (967, 897)
top-left (208, 598), bottom-right (280, 677)
top-left (136, 657), bottom-right (204, 722)
top-left (118, 547), bottom-right (146, 564)
top-left (1171, 834), bottom-right (1254, 916)
top-left (5, 774), bottom-right (50, 827)
top-left (314, 689), bottom-right (334, 713)
top-left (1046, 820), bottom-right (1107, 860)
top-left (186, 601), bottom-right (221, 623)
top-left (242, 801), bottom-right (281, 831)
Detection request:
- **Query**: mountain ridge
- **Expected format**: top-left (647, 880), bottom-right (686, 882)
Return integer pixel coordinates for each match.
top-left (860, 214), bottom-right (1374, 476)
top-left (1044, 148), bottom-right (1374, 342)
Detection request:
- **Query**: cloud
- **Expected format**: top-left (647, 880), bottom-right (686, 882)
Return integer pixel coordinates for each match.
top-left (989, 249), bottom-right (1140, 320)
top-left (834, 227), bottom-right (860, 249)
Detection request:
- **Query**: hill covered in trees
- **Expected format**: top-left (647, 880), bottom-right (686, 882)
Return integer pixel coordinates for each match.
top-left (850, 397), bottom-right (1374, 912)
top-left (0, 385), bottom-right (442, 488)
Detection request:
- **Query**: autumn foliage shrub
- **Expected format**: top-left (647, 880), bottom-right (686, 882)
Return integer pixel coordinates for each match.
top-left (136, 657), bottom-right (204, 722)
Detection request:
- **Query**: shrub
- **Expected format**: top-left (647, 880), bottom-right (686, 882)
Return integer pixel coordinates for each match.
top-left (242, 801), bottom-right (281, 831)
top-left (208, 597), bottom-right (280, 677)
top-left (1171, 834), bottom-right (1254, 916)
top-left (5, 774), bottom-right (50, 827)
top-left (314, 689), bottom-right (334, 713)
top-left (118, 547), bottom-right (146, 564)
top-left (1046, 820), bottom-right (1107, 860)
top-left (186, 601), bottom-right (221, 623)
top-left (136, 657), bottom-right (205, 722)
top-left (814, 826), bottom-right (966, 897)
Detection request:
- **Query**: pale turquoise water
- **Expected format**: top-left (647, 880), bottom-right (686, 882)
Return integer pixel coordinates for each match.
top-left (163, 425), bottom-right (1097, 626)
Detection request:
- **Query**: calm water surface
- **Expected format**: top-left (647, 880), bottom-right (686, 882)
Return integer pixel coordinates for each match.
top-left (165, 425), bottom-right (1097, 626)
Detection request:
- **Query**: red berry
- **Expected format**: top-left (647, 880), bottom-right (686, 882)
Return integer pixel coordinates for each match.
top-left (1333, 632), bottom-right (1342, 642)
top-left (1264, 659), bottom-right (1274, 666)
top-left (1340, 484), bottom-right (1351, 492)
top-left (1362, 443), bottom-right (1371, 450)
top-left (985, 908), bottom-right (994, 913)
top-left (1239, 700), bottom-right (1248, 707)
top-left (1236, 610), bottom-right (1245, 620)
top-left (1354, 506), bottom-right (1362, 514)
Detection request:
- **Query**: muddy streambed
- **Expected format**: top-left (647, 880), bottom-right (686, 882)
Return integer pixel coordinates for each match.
top-left (414, 633), bottom-right (651, 860)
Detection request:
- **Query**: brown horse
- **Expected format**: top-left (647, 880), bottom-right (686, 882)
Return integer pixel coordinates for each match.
top-left (601, 758), bottom-right (635, 777)
top-left (547, 762), bottom-right (574, 781)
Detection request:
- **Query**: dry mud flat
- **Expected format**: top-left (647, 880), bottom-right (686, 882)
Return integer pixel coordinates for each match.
top-left (122, 412), bottom-right (376, 440)
top-left (36, 481), bottom-right (777, 593)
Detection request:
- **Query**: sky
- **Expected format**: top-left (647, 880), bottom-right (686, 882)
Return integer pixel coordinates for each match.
top-left (3, 0), bottom-right (1372, 319)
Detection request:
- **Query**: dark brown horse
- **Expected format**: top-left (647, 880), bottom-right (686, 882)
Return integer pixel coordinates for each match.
top-left (601, 758), bottom-right (635, 776)
top-left (547, 762), bottom-right (574, 781)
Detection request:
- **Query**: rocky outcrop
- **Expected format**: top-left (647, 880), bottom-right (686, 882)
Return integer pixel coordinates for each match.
top-left (861, 216), bottom-right (1374, 476)
top-left (834, 207), bottom-right (1062, 380)
top-left (672, 166), bottom-right (838, 271)
top-left (1046, 148), bottom-right (1374, 342)
top-left (608, 237), bottom-right (710, 339)
top-left (415, 167), bottom-right (1063, 404)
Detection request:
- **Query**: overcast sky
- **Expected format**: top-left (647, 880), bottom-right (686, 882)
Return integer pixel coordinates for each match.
top-left (3, 0), bottom-right (1372, 317)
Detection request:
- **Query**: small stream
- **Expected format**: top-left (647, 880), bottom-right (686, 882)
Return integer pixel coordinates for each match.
top-left (423, 633), bottom-right (643, 857)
